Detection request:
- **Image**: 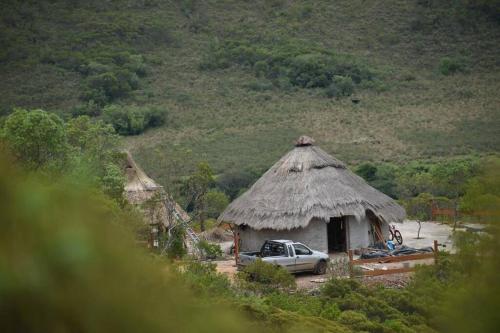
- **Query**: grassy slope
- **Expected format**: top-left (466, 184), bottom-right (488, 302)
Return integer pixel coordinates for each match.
top-left (1, 0), bottom-right (499, 188)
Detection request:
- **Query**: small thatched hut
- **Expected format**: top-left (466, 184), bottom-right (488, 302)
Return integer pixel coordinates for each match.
top-left (124, 152), bottom-right (189, 246)
top-left (219, 136), bottom-right (405, 253)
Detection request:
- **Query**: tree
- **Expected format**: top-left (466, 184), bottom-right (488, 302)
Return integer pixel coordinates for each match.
top-left (460, 157), bottom-right (500, 223)
top-left (1, 109), bottom-right (67, 170)
top-left (182, 162), bottom-right (214, 231)
top-left (205, 189), bottom-right (229, 219)
top-left (431, 159), bottom-right (477, 230)
top-left (66, 115), bottom-right (121, 177)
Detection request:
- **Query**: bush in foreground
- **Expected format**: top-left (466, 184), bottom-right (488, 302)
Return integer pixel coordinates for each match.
top-left (236, 259), bottom-right (296, 293)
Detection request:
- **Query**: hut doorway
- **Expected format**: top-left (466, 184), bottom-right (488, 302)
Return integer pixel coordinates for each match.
top-left (327, 217), bottom-right (347, 253)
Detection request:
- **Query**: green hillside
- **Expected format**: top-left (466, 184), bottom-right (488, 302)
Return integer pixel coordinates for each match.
top-left (1, 0), bottom-right (499, 190)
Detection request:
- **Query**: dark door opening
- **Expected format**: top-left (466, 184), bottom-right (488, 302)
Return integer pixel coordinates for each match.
top-left (327, 217), bottom-right (347, 253)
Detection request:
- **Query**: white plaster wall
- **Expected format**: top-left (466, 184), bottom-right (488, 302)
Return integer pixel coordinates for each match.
top-left (237, 218), bottom-right (328, 253)
top-left (347, 216), bottom-right (371, 249)
top-left (237, 216), bottom-right (390, 252)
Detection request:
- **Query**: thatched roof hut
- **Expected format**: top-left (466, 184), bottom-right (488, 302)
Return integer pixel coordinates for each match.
top-left (219, 136), bottom-right (405, 252)
top-left (124, 152), bottom-right (189, 228)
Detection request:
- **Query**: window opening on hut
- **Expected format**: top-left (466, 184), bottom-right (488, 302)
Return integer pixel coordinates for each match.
top-left (327, 217), bottom-right (347, 253)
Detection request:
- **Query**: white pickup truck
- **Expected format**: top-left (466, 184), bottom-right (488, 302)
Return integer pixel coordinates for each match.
top-left (238, 240), bottom-right (330, 275)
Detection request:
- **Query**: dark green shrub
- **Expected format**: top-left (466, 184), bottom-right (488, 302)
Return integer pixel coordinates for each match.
top-left (71, 101), bottom-right (102, 117)
top-left (246, 79), bottom-right (274, 92)
top-left (320, 303), bottom-right (342, 320)
top-left (338, 310), bottom-right (381, 332)
top-left (325, 76), bottom-right (354, 98)
top-left (180, 261), bottom-right (233, 297)
top-left (102, 105), bottom-right (167, 135)
top-left (197, 240), bottom-right (223, 259)
top-left (200, 39), bottom-right (374, 94)
top-left (322, 277), bottom-right (362, 298)
top-left (236, 259), bottom-right (296, 292)
top-left (253, 60), bottom-right (269, 77)
top-left (166, 225), bottom-right (186, 259)
top-left (439, 56), bottom-right (467, 75)
top-left (264, 292), bottom-right (323, 316)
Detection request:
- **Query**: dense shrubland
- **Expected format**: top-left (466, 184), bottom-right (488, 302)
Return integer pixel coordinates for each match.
top-left (1, 98), bottom-right (499, 333)
top-left (201, 38), bottom-right (373, 97)
top-left (179, 228), bottom-right (500, 333)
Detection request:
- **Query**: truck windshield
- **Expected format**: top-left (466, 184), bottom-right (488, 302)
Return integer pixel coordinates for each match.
top-left (261, 242), bottom-right (288, 257)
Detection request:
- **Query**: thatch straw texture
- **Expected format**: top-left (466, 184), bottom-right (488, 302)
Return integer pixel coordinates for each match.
top-left (124, 152), bottom-right (189, 226)
top-left (219, 137), bottom-right (405, 230)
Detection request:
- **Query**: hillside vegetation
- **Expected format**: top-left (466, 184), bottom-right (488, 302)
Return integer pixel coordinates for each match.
top-left (1, 0), bottom-right (499, 194)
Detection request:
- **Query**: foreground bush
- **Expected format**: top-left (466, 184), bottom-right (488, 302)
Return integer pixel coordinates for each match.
top-left (197, 240), bottom-right (223, 259)
top-left (236, 259), bottom-right (296, 292)
top-left (0, 155), bottom-right (251, 333)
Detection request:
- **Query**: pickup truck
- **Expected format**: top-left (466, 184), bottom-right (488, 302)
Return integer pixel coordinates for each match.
top-left (238, 240), bottom-right (329, 275)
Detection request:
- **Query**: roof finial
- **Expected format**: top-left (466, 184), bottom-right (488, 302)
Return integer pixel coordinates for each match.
top-left (295, 135), bottom-right (315, 147)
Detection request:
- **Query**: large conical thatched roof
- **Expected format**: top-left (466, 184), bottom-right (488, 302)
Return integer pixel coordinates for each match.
top-left (219, 136), bottom-right (405, 230)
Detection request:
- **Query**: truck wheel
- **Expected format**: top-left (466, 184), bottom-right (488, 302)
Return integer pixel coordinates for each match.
top-left (313, 260), bottom-right (327, 275)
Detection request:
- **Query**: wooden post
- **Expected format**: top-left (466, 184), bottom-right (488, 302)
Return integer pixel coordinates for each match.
top-left (433, 240), bottom-right (438, 264)
top-left (348, 249), bottom-right (354, 278)
top-left (234, 232), bottom-right (240, 266)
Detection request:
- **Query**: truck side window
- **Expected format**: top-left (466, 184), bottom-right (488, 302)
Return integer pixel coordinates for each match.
top-left (293, 244), bottom-right (312, 255)
top-left (262, 242), bottom-right (286, 257)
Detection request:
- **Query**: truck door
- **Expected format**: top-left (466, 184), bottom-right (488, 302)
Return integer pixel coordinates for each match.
top-left (262, 241), bottom-right (295, 272)
top-left (293, 243), bottom-right (315, 271)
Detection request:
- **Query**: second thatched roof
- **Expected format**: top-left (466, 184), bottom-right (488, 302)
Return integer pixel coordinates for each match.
top-left (219, 136), bottom-right (405, 230)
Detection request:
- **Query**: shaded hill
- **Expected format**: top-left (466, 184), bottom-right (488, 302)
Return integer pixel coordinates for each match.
top-left (1, 0), bottom-right (499, 189)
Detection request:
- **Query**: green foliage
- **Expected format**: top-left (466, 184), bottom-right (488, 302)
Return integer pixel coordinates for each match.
top-left (355, 162), bottom-right (399, 199)
top-left (438, 56), bottom-right (467, 75)
top-left (325, 76), bottom-right (354, 98)
top-left (166, 224), bottom-right (186, 259)
top-left (181, 162), bottom-right (215, 230)
top-left (322, 278), bottom-right (363, 299)
top-left (338, 311), bottom-right (381, 332)
top-left (197, 240), bottom-right (223, 259)
top-left (404, 192), bottom-right (434, 220)
top-left (102, 104), bottom-right (167, 135)
top-left (216, 169), bottom-right (260, 200)
top-left (460, 156), bottom-right (500, 219)
top-left (264, 292), bottom-right (323, 317)
top-left (180, 261), bottom-right (233, 297)
top-left (1, 109), bottom-right (67, 170)
top-left (0, 154), bottom-right (250, 333)
top-left (101, 163), bottom-right (125, 205)
top-left (355, 163), bottom-right (378, 181)
top-left (201, 39), bottom-right (373, 94)
top-left (205, 189), bottom-right (229, 218)
top-left (236, 259), bottom-right (296, 292)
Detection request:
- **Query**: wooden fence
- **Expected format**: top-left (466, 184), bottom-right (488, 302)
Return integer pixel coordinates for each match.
top-left (348, 240), bottom-right (438, 277)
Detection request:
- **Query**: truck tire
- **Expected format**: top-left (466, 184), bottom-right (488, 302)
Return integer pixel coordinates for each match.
top-left (313, 260), bottom-right (327, 275)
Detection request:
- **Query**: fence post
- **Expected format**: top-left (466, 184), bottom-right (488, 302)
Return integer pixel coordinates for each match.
top-left (433, 240), bottom-right (438, 264)
top-left (234, 232), bottom-right (240, 266)
top-left (348, 250), bottom-right (354, 278)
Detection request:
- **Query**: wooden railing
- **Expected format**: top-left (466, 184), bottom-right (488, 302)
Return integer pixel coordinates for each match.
top-left (348, 240), bottom-right (438, 277)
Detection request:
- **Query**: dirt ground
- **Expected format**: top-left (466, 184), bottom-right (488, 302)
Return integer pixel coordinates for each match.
top-left (396, 220), bottom-right (454, 252)
top-left (214, 221), bottom-right (458, 290)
